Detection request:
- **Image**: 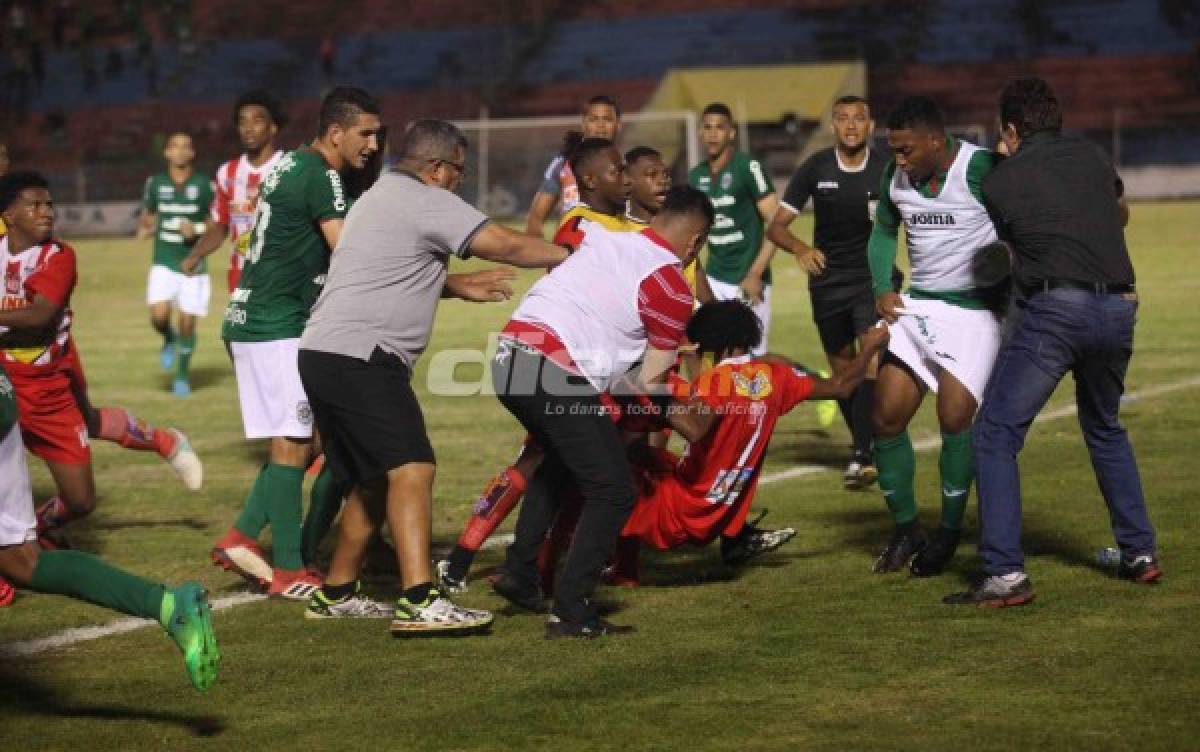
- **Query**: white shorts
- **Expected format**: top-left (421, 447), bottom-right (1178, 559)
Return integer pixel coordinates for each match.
top-left (230, 339), bottom-right (313, 439)
top-left (0, 426), bottom-right (37, 547)
top-left (146, 265), bottom-right (211, 317)
top-left (706, 275), bottom-right (772, 356)
top-left (887, 295), bottom-right (1002, 404)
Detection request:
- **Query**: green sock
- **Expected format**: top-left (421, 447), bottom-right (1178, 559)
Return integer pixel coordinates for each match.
top-left (876, 431), bottom-right (918, 525)
top-left (262, 463), bottom-right (306, 570)
top-left (175, 332), bottom-right (196, 381)
top-left (939, 430), bottom-right (974, 531)
top-left (234, 466), bottom-right (270, 538)
top-left (302, 463), bottom-right (345, 566)
top-left (31, 549), bottom-right (165, 622)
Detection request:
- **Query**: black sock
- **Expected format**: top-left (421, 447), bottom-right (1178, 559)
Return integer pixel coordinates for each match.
top-left (851, 378), bottom-right (876, 460)
top-left (403, 581), bottom-right (434, 604)
top-left (446, 546), bottom-right (472, 582)
top-left (322, 581), bottom-right (356, 600)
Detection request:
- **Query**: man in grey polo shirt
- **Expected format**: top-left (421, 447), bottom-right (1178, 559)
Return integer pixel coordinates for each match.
top-left (297, 119), bottom-right (569, 635)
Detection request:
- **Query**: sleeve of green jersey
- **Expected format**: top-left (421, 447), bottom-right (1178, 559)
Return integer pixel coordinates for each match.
top-left (966, 149), bottom-right (1001, 204)
top-left (868, 161), bottom-right (900, 297)
top-left (743, 155), bottom-right (774, 200)
top-left (142, 176), bottom-right (157, 212)
top-left (307, 166), bottom-right (350, 222)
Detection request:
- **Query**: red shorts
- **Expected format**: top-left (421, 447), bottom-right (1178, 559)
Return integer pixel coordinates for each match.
top-left (8, 348), bottom-right (91, 465)
top-left (621, 448), bottom-right (747, 551)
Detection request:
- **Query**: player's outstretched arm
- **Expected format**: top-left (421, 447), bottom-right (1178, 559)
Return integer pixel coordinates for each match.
top-left (803, 324), bottom-right (889, 400)
top-left (181, 222), bottom-right (228, 274)
top-left (468, 221), bottom-right (569, 268)
top-left (442, 268), bottom-right (516, 302)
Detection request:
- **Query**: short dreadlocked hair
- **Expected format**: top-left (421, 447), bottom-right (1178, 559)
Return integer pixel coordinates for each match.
top-left (686, 301), bottom-right (762, 361)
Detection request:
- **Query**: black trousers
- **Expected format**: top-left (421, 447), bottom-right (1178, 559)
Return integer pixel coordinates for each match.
top-left (492, 344), bottom-right (635, 623)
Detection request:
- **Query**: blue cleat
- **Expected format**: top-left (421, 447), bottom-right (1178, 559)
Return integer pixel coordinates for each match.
top-left (160, 342), bottom-right (176, 371)
top-left (173, 378), bottom-right (192, 398)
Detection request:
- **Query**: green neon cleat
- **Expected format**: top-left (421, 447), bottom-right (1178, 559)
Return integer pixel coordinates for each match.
top-left (162, 582), bottom-right (221, 692)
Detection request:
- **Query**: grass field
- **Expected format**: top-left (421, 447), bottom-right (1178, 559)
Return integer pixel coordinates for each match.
top-left (2, 202), bottom-right (1198, 750)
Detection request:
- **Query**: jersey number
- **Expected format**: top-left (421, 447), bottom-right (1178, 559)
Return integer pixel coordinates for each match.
top-left (706, 467), bottom-right (755, 506)
top-left (246, 202), bottom-right (272, 265)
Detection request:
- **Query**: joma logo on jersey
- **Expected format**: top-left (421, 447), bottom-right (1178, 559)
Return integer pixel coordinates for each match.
top-left (907, 213), bottom-right (956, 226)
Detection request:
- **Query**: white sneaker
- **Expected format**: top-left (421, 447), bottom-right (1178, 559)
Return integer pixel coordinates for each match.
top-left (166, 429), bottom-right (203, 491)
top-left (306, 591), bottom-right (395, 620)
top-left (843, 460), bottom-right (864, 489)
top-left (436, 559), bottom-right (468, 594)
top-left (390, 590), bottom-right (494, 636)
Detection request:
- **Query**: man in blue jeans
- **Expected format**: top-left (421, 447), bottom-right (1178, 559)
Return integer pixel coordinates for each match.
top-left (945, 77), bottom-right (1161, 607)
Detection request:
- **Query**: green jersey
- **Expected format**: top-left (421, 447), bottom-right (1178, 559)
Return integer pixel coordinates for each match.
top-left (0, 362), bottom-right (16, 440)
top-left (688, 151), bottom-right (775, 286)
top-left (222, 148), bottom-right (349, 343)
top-left (142, 171), bottom-right (215, 273)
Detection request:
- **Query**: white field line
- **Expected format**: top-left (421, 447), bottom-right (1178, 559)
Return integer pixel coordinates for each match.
top-left (5, 375), bottom-right (1199, 659)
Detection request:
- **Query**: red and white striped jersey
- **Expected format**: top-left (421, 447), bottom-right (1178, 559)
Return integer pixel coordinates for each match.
top-left (210, 150), bottom-right (284, 270)
top-left (0, 236), bottom-right (77, 375)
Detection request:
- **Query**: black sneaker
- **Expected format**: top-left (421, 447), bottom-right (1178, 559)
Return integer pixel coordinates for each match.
top-left (909, 527), bottom-right (961, 577)
top-left (943, 573), bottom-right (1035, 607)
top-left (720, 523), bottom-right (797, 566)
top-left (545, 615), bottom-right (636, 639)
top-left (1117, 554), bottom-right (1163, 584)
top-left (491, 571), bottom-right (549, 613)
top-left (872, 524), bottom-right (927, 573)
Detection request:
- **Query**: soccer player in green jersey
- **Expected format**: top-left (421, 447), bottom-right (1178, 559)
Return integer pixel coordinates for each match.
top-left (688, 103), bottom-right (780, 356)
top-left (137, 132), bottom-right (215, 397)
top-left (212, 87), bottom-right (382, 600)
top-left (0, 361), bottom-right (219, 691)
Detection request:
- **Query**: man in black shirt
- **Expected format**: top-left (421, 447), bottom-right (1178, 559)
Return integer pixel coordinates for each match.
top-left (768, 95), bottom-right (897, 489)
top-left (945, 78), bottom-right (1160, 608)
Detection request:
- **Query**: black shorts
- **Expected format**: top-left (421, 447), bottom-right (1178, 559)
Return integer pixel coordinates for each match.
top-left (811, 293), bottom-right (879, 354)
top-left (298, 347), bottom-right (435, 486)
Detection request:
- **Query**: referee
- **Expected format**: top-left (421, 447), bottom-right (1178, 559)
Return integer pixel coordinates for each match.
top-left (768, 95), bottom-right (899, 489)
top-left (297, 119), bottom-right (568, 632)
top-left (945, 78), bottom-right (1160, 607)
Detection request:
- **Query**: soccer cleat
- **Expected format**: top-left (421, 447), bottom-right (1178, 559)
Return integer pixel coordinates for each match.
top-left (491, 570), bottom-right (549, 613)
top-left (0, 576), bottom-right (15, 607)
top-left (172, 378), bottom-right (192, 398)
top-left (943, 573), bottom-right (1035, 608)
top-left (720, 524), bottom-right (797, 566)
top-left (843, 460), bottom-right (864, 490)
top-left (165, 429), bottom-right (203, 491)
top-left (545, 614), bottom-right (637, 640)
top-left (910, 527), bottom-right (962, 577)
top-left (872, 524), bottom-right (928, 573)
top-left (389, 588), bottom-right (494, 636)
top-left (306, 583), bottom-right (394, 619)
top-left (160, 341), bottom-right (175, 371)
top-left (268, 568), bottom-right (322, 600)
top-left (211, 528), bottom-right (273, 588)
top-left (162, 582), bottom-right (221, 692)
top-left (435, 559), bottom-right (468, 594)
top-left (1117, 554), bottom-right (1163, 584)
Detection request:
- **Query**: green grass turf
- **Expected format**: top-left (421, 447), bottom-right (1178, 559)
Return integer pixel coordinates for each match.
top-left (2, 202), bottom-right (1198, 750)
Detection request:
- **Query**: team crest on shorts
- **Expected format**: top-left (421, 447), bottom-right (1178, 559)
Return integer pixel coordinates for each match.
top-left (297, 401), bottom-right (313, 426)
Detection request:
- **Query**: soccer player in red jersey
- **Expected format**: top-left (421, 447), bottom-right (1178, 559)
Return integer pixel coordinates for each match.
top-left (0, 171), bottom-right (203, 546)
top-left (604, 301), bottom-right (889, 583)
top-left (182, 90), bottom-right (287, 290)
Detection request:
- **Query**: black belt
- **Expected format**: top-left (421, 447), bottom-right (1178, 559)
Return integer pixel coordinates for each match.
top-left (1023, 279), bottom-right (1135, 296)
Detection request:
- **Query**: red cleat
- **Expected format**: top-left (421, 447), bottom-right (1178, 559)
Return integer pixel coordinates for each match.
top-left (211, 528), bottom-right (273, 588)
top-left (268, 568), bottom-right (321, 600)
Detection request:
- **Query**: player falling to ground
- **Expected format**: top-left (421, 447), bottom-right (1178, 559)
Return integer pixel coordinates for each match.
top-left (136, 132), bottom-right (215, 397)
top-left (768, 95), bottom-right (902, 489)
top-left (0, 361), bottom-right (219, 691)
top-left (867, 96), bottom-right (1009, 577)
top-left (183, 90), bottom-right (288, 293)
top-left (607, 301), bottom-right (889, 583)
top-left (524, 95), bottom-right (622, 238)
top-left (0, 171), bottom-right (202, 547)
top-left (212, 87), bottom-right (381, 600)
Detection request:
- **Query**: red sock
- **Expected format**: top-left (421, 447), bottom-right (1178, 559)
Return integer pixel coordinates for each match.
top-left (96, 407), bottom-right (176, 458)
top-left (456, 467), bottom-right (528, 552)
top-left (36, 496), bottom-right (70, 532)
